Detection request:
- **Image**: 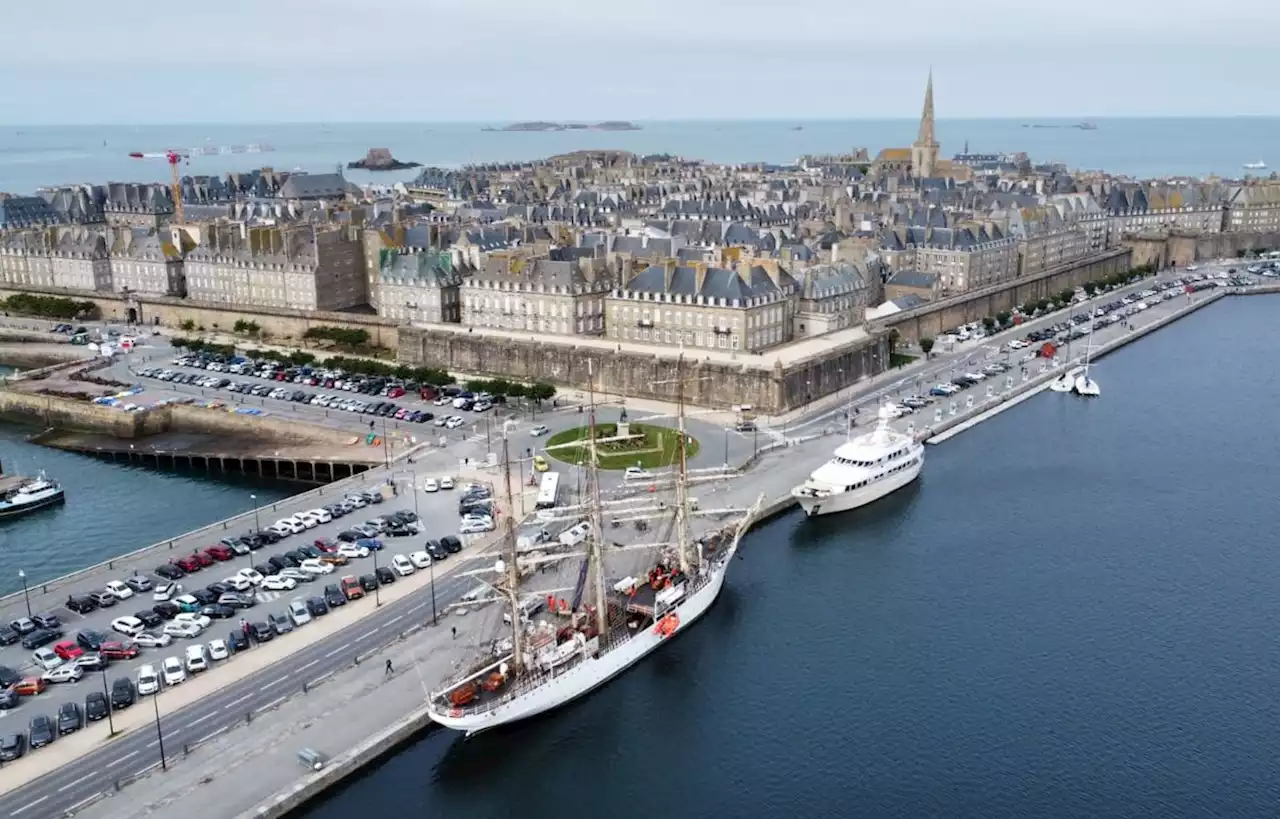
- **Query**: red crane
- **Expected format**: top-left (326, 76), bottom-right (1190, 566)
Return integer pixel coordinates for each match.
top-left (128, 150), bottom-right (189, 224)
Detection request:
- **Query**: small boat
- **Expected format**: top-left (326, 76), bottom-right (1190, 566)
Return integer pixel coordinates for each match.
top-left (1048, 370), bottom-right (1077, 392)
top-left (1072, 325), bottom-right (1100, 397)
top-left (1244, 160), bottom-right (1267, 170)
top-left (0, 473), bottom-right (66, 520)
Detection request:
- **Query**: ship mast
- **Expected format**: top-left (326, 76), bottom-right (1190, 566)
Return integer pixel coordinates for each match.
top-left (583, 360), bottom-right (609, 636)
top-left (673, 354), bottom-right (693, 574)
top-left (499, 430), bottom-right (523, 673)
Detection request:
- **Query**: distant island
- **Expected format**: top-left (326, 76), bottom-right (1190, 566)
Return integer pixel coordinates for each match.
top-left (348, 148), bottom-right (421, 171)
top-left (483, 121), bottom-right (642, 132)
top-left (1021, 122), bottom-right (1098, 131)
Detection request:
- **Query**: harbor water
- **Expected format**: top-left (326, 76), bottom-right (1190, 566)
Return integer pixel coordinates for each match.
top-left (0, 374), bottom-right (297, 595)
top-left (297, 294), bottom-right (1280, 818)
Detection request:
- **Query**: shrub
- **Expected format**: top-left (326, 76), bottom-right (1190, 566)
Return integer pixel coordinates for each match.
top-left (0, 294), bottom-right (97, 319)
top-left (302, 326), bottom-right (371, 347)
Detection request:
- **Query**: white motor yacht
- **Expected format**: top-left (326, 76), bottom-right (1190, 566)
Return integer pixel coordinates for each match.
top-left (791, 405), bottom-right (924, 517)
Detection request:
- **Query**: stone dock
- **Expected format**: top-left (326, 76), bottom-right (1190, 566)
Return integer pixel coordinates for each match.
top-left (11, 271), bottom-right (1271, 819)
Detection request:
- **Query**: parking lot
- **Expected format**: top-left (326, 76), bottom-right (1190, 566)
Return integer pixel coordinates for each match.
top-left (0, 470), bottom-right (495, 748)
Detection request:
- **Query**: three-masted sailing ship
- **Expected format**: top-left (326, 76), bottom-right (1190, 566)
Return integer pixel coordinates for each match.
top-left (426, 358), bottom-right (761, 735)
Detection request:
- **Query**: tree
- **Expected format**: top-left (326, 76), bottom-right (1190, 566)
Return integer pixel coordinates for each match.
top-left (1021, 299), bottom-right (1039, 316)
top-left (981, 316), bottom-right (996, 332)
top-left (1036, 298), bottom-right (1050, 313)
top-left (529, 383), bottom-right (557, 403)
top-left (1058, 289), bottom-right (1074, 304)
top-left (179, 319), bottom-right (196, 331)
top-left (996, 310), bottom-right (1012, 327)
top-left (886, 328), bottom-right (900, 355)
top-left (1082, 281), bottom-right (1097, 297)
top-left (920, 337), bottom-right (935, 356)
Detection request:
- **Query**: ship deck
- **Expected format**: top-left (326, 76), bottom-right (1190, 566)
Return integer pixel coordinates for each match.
top-left (0, 475), bottom-right (29, 494)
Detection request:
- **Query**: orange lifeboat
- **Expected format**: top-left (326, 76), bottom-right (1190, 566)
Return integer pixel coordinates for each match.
top-left (481, 672), bottom-right (505, 692)
top-left (448, 682), bottom-right (479, 706)
top-left (653, 614), bottom-right (680, 637)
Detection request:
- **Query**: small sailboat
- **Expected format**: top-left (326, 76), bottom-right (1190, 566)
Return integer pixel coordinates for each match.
top-left (1073, 325), bottom-right (1100, 397)
top-left (1048, 370), bottom-right (1077, 392)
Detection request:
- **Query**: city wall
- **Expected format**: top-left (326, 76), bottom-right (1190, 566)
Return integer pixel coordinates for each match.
top-left (398, 325), bottom-right (891, 415)
top-left (0, 286), bottom-right (400, 349)
top-left (1125, 231), bottom-right (1280, 269)
top-left (881, 249), bottom-right (1133, 344)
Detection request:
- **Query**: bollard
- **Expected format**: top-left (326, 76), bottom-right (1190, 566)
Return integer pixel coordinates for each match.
top-left (246, 711), bottom-right (252, 724)
top-left (183, 743), bottom-right (190, 756)
top-left (354, 655), bottom-right (360, 665)
top-left (303, 681), bottom-right (308, 694)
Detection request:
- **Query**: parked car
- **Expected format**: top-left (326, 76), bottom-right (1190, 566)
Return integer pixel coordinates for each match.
top-left (76, 630), bottom-right (110, 652)
top-left (28, 714), bottom-right (56, 749)
top-left (99, 641), bottom-right (140, 660)
top-left (440, 535), bottom-right (464, 554)
top-left (110, 616), bottom-right (146, 637)
top-left (340, 575), bottom-right (364, 600)
top-left (226, 630), bottom-right (249, 653)
top-left (267, 612), bottom-right (294, 635)
top-left (65, 595), bottom-right (98, 614)
top-left (207, 639), bottom-right (229, 661)
top-left (57, 702), bottom-right (84, 735)
top-left (184, 645), bottom-right (210, 673)
top-left (323, 585), bottom-right (347, 608)
top-left (42, 664), bottom-right (84, 684)
top-left (390, 554), bottom-right (416, 577)
top-left (21, 628), bottom-right (62, 650)
top-left (111, 677), bottom-right (136, 709)
top-left (53, 640), bottom-right (84, 661)
top-left (104, 580), bottom-right (135, 600)
top-left (0, 733), bottom-right (27, 762)
top-left (154, 564), bottom-right (185, 581)
top-left (84, 691), bottom-right (110, 722)
top-left (305, 597), bottom-right (329, 617)
top-left (0, 625), bottom-right (21, 646)
top-left (375, 566), bottom-right (397, 586)
top-left (13, 677), bottom-right (47, 697)
top-left (124, 574), bottom-right (154, 593)
top-left (249, 622), bottom-right (274, 643)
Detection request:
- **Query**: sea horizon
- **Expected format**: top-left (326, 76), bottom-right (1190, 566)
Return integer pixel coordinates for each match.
top-left (2, 116), bottom-right (1277, 193)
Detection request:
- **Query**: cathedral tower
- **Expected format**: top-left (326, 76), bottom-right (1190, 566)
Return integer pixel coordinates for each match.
top-left (910, 70), bottom-right (940, 179)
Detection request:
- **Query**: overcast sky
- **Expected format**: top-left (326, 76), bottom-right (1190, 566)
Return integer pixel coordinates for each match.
top-left (2, 0), bottom-right (1276, 123)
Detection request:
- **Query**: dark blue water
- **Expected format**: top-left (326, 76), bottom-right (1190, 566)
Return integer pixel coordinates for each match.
top-left (0, 381), bottom-right (298, 594)
top-left (297, 294), bottom-right (1280, 818)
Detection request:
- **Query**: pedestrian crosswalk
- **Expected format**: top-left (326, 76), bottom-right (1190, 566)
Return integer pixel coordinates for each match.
top-left (254, 590), bottom-right (285, 604)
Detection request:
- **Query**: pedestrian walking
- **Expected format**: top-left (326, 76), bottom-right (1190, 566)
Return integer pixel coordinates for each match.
top-left (451, 626), bottom-right (458, 640)
top-left (385, 658), bottom-right (393, 676)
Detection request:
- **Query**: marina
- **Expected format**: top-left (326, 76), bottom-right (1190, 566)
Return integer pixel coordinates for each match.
top-left (0, 265), bottom-right (1274, 819)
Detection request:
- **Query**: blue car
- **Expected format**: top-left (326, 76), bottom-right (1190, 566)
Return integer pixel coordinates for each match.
top-left (355, 538), bottom-right (384, 552)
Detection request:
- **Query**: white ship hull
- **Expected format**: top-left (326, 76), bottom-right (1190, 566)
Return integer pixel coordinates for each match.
top-left (0, 485), bottom-right (65, 520)
top-left (428, 539), bottom-right (741, 735)
top-left (793, 456), bottom-right (922, 517)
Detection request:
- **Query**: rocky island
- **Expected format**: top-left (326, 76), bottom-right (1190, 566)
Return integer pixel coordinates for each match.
top-left (483, 121), bottom-right (642, 132)
top-left (348, 148), bottom-right (422, 171)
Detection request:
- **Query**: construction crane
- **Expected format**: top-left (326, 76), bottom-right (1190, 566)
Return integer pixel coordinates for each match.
top-left (128, 150), bottom-right (188, 224)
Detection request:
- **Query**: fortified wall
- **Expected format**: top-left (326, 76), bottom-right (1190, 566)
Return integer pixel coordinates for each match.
top-left (0, 286), bottom-right (400, 350)
top-left (881, 249), bottom-right (1133, 344)
top-left (398, 326), bottom-right (891, 415)
top-left (1125, 231), bottom-right (1280, 269)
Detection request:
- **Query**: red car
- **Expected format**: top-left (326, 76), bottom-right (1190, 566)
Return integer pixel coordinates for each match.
top-left (53, 640), bottom-right (84, 661)
top-left (14, 677), bottom-right (47, 696)
top-left (386, 386), bottom-right (406, 398)
top-left (174, 555), bottom-right (203, 572)
top-left (99, 641), bottom-right (140, 660)
top-left (314, 538), bottom-right (339, 553)
top-left (205, 545), bottom-right (234, 562)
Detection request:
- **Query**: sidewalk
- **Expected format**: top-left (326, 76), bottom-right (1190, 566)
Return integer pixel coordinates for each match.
top-left (77, 603), bottom-right (503, 819)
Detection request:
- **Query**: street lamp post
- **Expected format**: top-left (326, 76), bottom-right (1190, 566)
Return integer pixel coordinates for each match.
top-left (151, 688), bottom-right (167, 770)
top-left (381, 418), bottom-right (390, 470)
top-left (429, 556), bottom-right (438, 626)
top-left (248, 493), bottom-right (260, 569)
top-left (101, 669), bottom-right (116, 736)
top-left (17, 569), bottom-right (31, 618)
top-left (372, 546), bottom-right (381, 607)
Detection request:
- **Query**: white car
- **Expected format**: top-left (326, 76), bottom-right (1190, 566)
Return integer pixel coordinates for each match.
top-left (262, 575), bottom-right (297, 591)
top-left (207, 639), bottom-right (229, 661)
top-left (268, 524), bottom-right (293, 538)
top-left (134, 631), bottom-right (172, 648)
top-left (530, 424), bottom-right (549, 437)
top-left (111, 616), bottom-right (146, 637)
top-left (42, 664), bottom-right (84, 684)
top-left (31, 648), bottom-right (63, 672)
top-left (160, 657), bottom-right (186, 686)
top-left (293, 513), bottom-right (319, 530)
top-left (337, 544), bottom-right (369, 559)
top-left (288, 598), bottom-right (313, 627)
top-left (137, 664), bottom-right (161, 695)
top-left (408, 550), bottom-right (432, 569)
top-left (274, 518), bottom-right (305, 535)
top-left (391, 554), bottom-right (416, 577)
top-left (623, 466), bottom-right (650, 481)
top-left (163, 621), bottom-right (202, 639)
top-left (439, 476), bottom-right (454, 490)
top-left (222, 575), bottom-right (252, 592)
top-left (236, 568), bottom-right (265, 586)
top-left (173, 594), bottom-right (201, 611)
top-left (104, 580), bottom-right (135, 600)
top-left (174, 612), bottom-right (212, 630)
top-left (308, 508), bottom-right (333, 524)
top-left (422, 478), bottom-right (439, 493)
top-left (299, 559), bottom-right (335, 576)
top-left (433, 416), bottom-right (448, 427)
top-left (279, 568), bottom-right (313, 584)
top-left (153, 581), bottom-right (182, 601)
top-left (445, 416), bottom-right (465, 429)
top-left (185, 645), bottom-right (210, 673)
top-left (460, 517), bottom-right (496, 535)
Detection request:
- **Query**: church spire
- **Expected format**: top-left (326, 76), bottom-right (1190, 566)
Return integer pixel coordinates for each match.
top-left (917, 68), bottom-right (936, 146)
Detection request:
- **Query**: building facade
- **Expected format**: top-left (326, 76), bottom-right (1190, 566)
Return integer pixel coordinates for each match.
top-left (376, 248), bottom-right (462, 324)
top-left (460, 254), bottom-right (611, 336)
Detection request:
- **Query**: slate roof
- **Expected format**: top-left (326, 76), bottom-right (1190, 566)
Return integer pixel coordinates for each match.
top-left (379, 249), bottom-right (460, 287)
top-left (0, 196), bottom-right (62, 228)
top-left (888, 269), bottom-right (937, 289)
top-left (622, 263), bottom-right (798, 302)
top-left (276, 173), bottom-right (356, 200)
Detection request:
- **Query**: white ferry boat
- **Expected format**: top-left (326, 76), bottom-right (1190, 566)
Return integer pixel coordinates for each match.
top-left (0, 473), bottom-right (66, 520)
top-left (790, 405), bottom-right (925, 517)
